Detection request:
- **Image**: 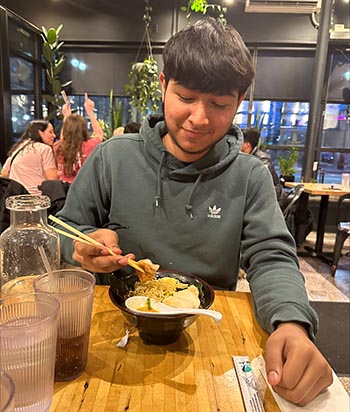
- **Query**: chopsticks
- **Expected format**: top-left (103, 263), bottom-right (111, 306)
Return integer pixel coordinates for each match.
top-left (49, 215), bottom-right (145, 274)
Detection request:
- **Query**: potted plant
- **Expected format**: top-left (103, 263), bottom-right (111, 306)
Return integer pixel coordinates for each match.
top-left (41, 24), bottom-right (72, 121)
top-left (278, 145), bottom-right (298, 183)
top-left (125, 0), bottom-right (161, 120)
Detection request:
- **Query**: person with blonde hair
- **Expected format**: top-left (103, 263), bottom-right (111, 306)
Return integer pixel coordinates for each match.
top-left (1, 119), bottom-right (58, 194)
top-left (54, 93), bottom-right (103, 183)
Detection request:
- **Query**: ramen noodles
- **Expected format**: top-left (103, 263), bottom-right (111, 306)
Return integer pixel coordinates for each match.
top-left (130, 277), bottom-right (201, 309)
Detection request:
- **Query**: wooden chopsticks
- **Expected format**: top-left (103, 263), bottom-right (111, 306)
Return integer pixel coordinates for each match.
top-left (49, 215), bottom-right (145, 274)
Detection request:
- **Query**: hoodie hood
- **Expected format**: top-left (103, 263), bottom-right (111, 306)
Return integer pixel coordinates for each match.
top-left (143, 115), bottom-right (243, 219)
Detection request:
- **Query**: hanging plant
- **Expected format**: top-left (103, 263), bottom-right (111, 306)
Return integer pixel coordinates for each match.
top-left (125, 0), bottom-right (161, 120)
top-left (41, 24), bottom-right (72, 121)
top-left (180, 0), bottom-right (227, 25)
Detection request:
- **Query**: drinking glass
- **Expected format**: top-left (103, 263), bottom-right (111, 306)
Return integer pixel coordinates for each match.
top-left (0, 370), bottom-right (15, 412)
top-left (34, 269), bottom-right (95, 381)
top-left (0, 293), bottom-right (59, 412)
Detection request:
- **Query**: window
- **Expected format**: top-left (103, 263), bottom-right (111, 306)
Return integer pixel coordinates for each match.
top-left (8, 19), bottom-right (37, 58)
top-left (11, 95), bottom-right (35, 134)
top-left (10, 57), bottom-right (34, 90)
top-left (234, 99), bottom-right (349, 183)
top-left (254, 50), bottom-right (315, 101)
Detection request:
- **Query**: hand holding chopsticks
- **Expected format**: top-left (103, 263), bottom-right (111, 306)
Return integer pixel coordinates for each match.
top-left (49, 215), bottom-right (145, 274)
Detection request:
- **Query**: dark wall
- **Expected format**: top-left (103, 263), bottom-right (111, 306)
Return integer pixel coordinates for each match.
top-left (0, 0), bottom-right (321, 45)
top-left (2, 0), bottom-right (349, 45)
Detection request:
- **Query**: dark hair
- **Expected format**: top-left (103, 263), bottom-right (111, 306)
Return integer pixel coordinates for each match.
top-left (242, 128), bottom-right (260, 150)
top-left (56, 114), bottom-right (89, 177)
top-left (162, 18), bottom-right (255, 97)
top-left (8, 120), bottom-right (50, 156)
top-left (124, 122), bottom-right (141, 133)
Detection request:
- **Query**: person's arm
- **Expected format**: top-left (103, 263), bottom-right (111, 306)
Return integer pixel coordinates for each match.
top-left (59, 102), bottom-right (72, 141)
top-left (54, 143), bottom-right (131, 271)
top-left (265, 322), bottom-right (332, 406)
top-left (84, 93), bottom-right (103, 141)
top-left (1, 157), bottom-right (11, 177)
top-left (240, 164), bottom-right (332, 405)
top-left (42, 146), bottom-right (59, 180)
top-left (44, 168), bottom-right (59, 180)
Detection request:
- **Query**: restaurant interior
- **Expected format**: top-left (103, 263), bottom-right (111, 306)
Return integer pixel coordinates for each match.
top-left (0, 0), bottom-right (349, 411)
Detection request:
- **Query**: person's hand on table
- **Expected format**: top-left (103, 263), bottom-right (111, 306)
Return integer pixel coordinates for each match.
top-left (72, 228), bottom-right (135, 273)
top-left (265, 322), bottom-right (333, 406)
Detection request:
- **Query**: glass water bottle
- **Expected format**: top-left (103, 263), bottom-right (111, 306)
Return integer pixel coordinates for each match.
top-left (0, 194), bottom-right (60, 294)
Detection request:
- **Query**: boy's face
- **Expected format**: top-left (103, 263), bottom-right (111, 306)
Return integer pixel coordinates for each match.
top-left (160, 73), bottom-right (245, 163)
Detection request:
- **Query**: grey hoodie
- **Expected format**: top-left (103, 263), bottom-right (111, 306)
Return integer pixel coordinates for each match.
top-left (57, 115), bottom-right (318, 338)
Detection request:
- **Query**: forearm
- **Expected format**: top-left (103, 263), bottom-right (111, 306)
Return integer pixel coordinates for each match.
top-left (86, 110), bottom-right (103, 139)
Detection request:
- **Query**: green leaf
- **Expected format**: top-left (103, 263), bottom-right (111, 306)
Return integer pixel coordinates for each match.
top-left (56, 41), bottom-right (64, 50)
top-left (57, 97), bottom-right (65, 106)
top-left (47, 28), bottom-right (57, 44)
top-left (42, 94), bottom-right (55, 103)
top-left (47, 110), bottom-right (57, 121)
top-left (42, 26), bottom-right (48, 38)
top-left (56, 24), bottom-right (63, 35)
top-left (46, 69), bottom-right (53, 84)
top-left (43, 43), bottom-right (53, 62)
top-left (53, 79), bottom-right (62, 95)
top-left (54, 60), bottom-right (65, 76)
top-left (61, 80), bottom-right (72, 88)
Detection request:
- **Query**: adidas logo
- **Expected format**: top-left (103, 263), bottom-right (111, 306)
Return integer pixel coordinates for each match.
top-left (207, 205), bottom-right (221, 219)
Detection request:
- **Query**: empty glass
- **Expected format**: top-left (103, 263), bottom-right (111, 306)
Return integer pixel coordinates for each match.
top-left (0, 370), bottom-right (15, 412)
top-left (0, 293), bottom-right (59, 412)
top-left (34, 269), bottom-right (95, 381)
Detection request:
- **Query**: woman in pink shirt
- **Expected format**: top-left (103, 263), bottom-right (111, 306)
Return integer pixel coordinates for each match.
top-left (1, 120), bottom-right (58, 194)
top-left (54, 93), bottom-right (103, 183)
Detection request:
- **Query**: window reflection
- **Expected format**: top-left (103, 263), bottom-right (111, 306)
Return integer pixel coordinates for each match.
top-left (10, 57), bottom-right (34, 90)
top-left (11, 95), bottom-right (35, 134)
top-left (60, 95), bottom-right (139, 136)
top-left (8, 20), bottom-right (37, 58)
top-left (323, 103), bottom-right (349, 149)
top-left (234, 100), bottom-right (349, 184)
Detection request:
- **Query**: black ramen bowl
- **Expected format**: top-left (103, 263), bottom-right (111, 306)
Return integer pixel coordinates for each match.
top-left (109, 270), bottom-right (215, 345)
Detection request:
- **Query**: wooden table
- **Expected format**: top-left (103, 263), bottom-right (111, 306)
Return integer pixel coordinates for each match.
top-left (51, 286), bottom-right (282, 412)
top-left (285, 182), bottom-right (350, 260)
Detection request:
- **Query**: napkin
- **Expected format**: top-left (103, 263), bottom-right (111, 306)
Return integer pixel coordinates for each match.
top-left (116, 328), bottom-right (130, 348)
top-left (252, 355), bottom-right (350, 412)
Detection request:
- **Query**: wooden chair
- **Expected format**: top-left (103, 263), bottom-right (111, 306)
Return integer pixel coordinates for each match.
top-left (331, 193), bottom-right (350, 276)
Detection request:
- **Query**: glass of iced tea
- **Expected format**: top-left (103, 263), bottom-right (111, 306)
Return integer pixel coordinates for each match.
top-left (34, 269), bottom-right (95, 382)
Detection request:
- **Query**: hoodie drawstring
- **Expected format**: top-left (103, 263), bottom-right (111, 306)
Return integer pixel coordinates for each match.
top-left (185, 174), bottom-right (203, 220)
top-left (154, 151), bottom-right (167, 208)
